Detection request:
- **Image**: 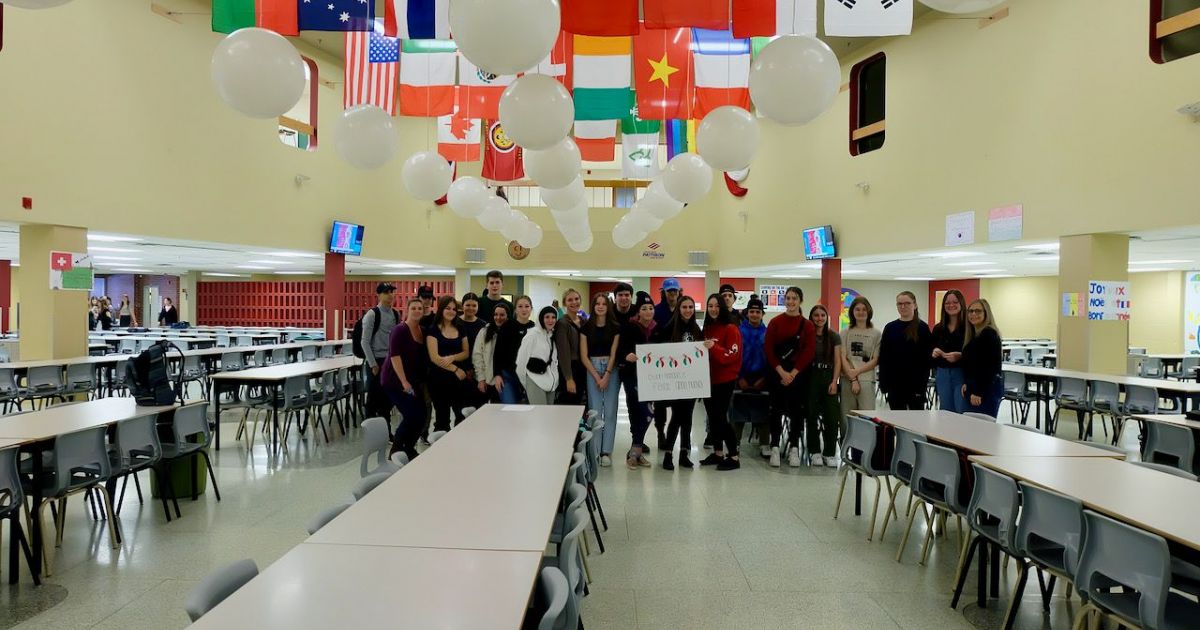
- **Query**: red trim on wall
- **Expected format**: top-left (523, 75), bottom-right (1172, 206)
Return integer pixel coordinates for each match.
top-left (0, 260), bottom-right (10, 332)
top-left (196, 279), bottom-right (455, 327)
top-left (323, 254), bottom-right (345, 339)
top-left (927, 279), bottom-right (980, 326)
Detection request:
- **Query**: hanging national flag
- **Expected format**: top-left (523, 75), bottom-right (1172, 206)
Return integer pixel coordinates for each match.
top-left (665, 119), bottom-right (696, 160)
top-left (574, 120), bottom-right (617, 161)
top-left (383, 0), bottom-right (450, 39)
top-left (621, 100), bottom-right (661, 179)
top-left (732, 0), bottom-right (817, 37)
top-left (573, 35), bottom-right (632, 121)
top-left (824, 0), bottom-right (913, 37)
top-left (691, 28), bottom-right (751, 119)
top-left (344, 23), bottom-right (400, 114)
top-left (537, 30), bottom-right (574, 93)
top-left (299, 0), bottom-right (374, 32)
top-left (458, 57), bottom-right (515, 120)
top-left (437, 88), bottom-right (482, 162)
top-left (643, 0), bottom-right (728, 30)
top-left (50, 251), bottom-right (73, 272)
top-left (561, 0), bottom-right (640, 36)
top-left (633, 28), bottom-right (693, 121)
top-left (212, 0), bottom-right (299, 35)
top-left (482, 121), bottom-right (524, 182)
top-left (399, 39), bottom-right (456, 116)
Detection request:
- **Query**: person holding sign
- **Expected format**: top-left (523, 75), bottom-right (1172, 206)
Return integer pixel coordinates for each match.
top-left (655, 295), bottom-right (703, 471)
top-left (617, 292), bottom-right (658, 469)
top-left (763, 286), bottom-right (816, 468)
top-left (516, 306), bottom-right (561, 405)
top-left (699, 294), bottom-right (744, 471)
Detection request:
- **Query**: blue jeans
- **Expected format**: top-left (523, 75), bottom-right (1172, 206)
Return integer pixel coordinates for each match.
top-left (387, 384), bottom-right (428, 455)
top-left (965, 376), bottom-right (1004, 419)
top-left (935, 366), bottom-right (966, 412)
top-left (586, 357), bottom-right (620, 455)
top-left (498, 369), bottom-right (524, 404)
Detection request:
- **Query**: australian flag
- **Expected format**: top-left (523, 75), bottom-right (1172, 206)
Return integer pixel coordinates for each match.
top-left (299, 0), bottom-right (375, 31)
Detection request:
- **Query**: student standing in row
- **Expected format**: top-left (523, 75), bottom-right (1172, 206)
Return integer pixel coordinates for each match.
top-left (841, 296), bottom-right (881, 422)
top-left (555, 288), bottom-right (586, 406)
top-left (493, 296), bottom-right (535, 404)
top-left (118, 294), bottom-right (137, 328)
top-left (737, 296), bottom-right (772, 457)
top-left (658, 295), bottom-right (702, 471)
top-left (931, 289), bottom-right (966, 412)
top-left (611, 282), bottom-right (635, 326)
top-left (764, 287), bottom-right (816, 468)
top-left (581, 293), bottom-right (621, 466)
top-left (961, 299), bottom-right (1004, 418)
top-left (719, 284), bottom-right (743, 326)
top-left (384, 298), bottom-right (429, 461)
top-left (425, 296), bottom-right (470, 431)
top-left (359, 283), bottom-right (399, 421)
top-left (417, 286), bottom-right (437, 330)
top-left (158, 297), bottom-right (179, 327)
top-left (517, 306), bottom-right (560, 405)
top-left (458, 293), bottom-right (487, 409)
top-left (879, 291), bottom-right (933, 410)
top-left (473, 304), bottom-right (508, 404)
top-left (478, 270), bottom-right (514, 319)
top-left (699, 294), bottom-right (743, 471)
top-left (652, 278), bottom-right (682, 448)
top-left (617, 292), bottom-right (657, 469)
top-left (806, 304), bottom-right (841, 468)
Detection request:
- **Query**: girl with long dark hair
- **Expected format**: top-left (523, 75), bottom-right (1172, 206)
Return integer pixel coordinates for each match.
top-left (581, 293), bottom-right (620, 466)
top-left (698, 294), bottom-right (743, 471)
top-left (656, 295), bottom-right (702, 470)
top-left (425, 295), bottom-right (469, 430)
top-left (931, 289), bottom-right (966, 412)
top-left (473, 304), bottom-right (508, 404)
top-left (763, 286), bottom-right (816, 468)
top-left (805, 304), bottom-right (842, 467)
top-left (494, 295), bottom-right (535, 404)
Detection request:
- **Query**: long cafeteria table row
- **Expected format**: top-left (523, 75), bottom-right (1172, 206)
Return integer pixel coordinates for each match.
top-left (187, 404), bottom-right (582, 629)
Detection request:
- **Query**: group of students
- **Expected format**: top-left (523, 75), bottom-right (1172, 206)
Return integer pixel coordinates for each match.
top-left (87, 294), bottom-right (138, 330)
top-left (358, 272), bottom-right (1006, 471)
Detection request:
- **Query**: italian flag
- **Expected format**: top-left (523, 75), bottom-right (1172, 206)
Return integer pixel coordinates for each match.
top-left (573, 120), bottom-right (617, 162)
top-left (399, 40), bottom-right (457, 117)
top-left (572, 35), bottom-right (632, 121)
top-left (212, 0), bottom-right (298, 36)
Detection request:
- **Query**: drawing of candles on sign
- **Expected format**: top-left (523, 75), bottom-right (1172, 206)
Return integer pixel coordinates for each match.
top-left (634, 342), bottom-right (711, 402)
top-left (1086, 281), bottom-right (1131, 321)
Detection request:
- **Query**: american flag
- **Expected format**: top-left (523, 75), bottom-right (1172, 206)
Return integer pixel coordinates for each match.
top-left (344, 23), bottom-right (400, 114)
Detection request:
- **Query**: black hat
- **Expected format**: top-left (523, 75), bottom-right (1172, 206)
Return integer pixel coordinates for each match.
top-left (417, 285), bottom-right (434, 299)
top-left (719, 283), bottom-right (737, 296)
top-left (633, 291), bottom-right (655, 310)
top-left (376, 283), bottom-right (396, 295)
top-left (745, 296), bottom-right (765, 312)
top-left (613, 282), bottom-right (634, 295)
top-left (538, 305), bottom-right (558, 329)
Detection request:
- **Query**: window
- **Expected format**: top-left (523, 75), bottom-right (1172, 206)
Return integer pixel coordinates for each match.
top-left (849, 53), bottom-right (885, 156)
top-left (278, 56), bottom-right (319, 151)
top-left (1151, 0), bottom-right (1200, 63)
top-left (495, 182), bottom-right (648, 208)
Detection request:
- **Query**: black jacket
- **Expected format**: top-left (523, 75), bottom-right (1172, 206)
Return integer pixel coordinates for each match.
top-left (962, 327), bottom-right (1002, 399)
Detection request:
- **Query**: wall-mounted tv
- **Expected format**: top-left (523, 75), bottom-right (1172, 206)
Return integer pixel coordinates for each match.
top-left (329, 221), bottom-right (364, 256)
top-left (802, 225), bottom-right (836, 260)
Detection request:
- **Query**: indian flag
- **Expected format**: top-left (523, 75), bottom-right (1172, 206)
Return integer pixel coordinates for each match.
top-left (573, 35), bottom-right (632, 121)
top-left (399, 40), bottom-right (457, 117)
top-left (574, 120), bottom-right (617, 162)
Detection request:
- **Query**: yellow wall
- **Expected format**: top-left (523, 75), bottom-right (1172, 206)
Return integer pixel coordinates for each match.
top-left (980, 276), bottom-right (1059, 340)
top-left (1129, 271), bottom-right (1185, 354)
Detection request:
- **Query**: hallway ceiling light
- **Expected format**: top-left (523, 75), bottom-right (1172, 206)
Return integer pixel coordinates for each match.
top-left (1129, 259), bottom-right (1192, 265)
top-left (247, 260), bottom-right (290, 265)
top-left (112, 268), bottom-right (151, 273)
top-left (386, 263), bottom-right (421, 268)
top-left (1014, 243), bottom-right (1059, 250)
top-left (770, 274), bottom-right (811, 279)
top-left (977, 274), bottom-right (1015, 278)
top-left (945, 261), bottom-right (997, 267)
top-left (540, 269), bottom-right (580, 275)
top-left (425, 269), bottom-right (454, 274)
top-left (1026, 256), bottom-right (1059, 262)
top-left (841, 270), bottom-right (867, 275)
top-left (260, 251), bottom-right (320, 258)
top-left (895, 276), bottom-right (935, 281)
top-left (274, 271), bottom-right (314, 275)
top-left (920, 251), bottom-right (981, 258)
top-left (969, 269), bottom-right (1004, 274)
top-left (88, 246), bottom-right (137, 253)
top-left (203, 272), bottom-right (246, 278)
top-left (88, 234), bottom-right (142, 242)
top-left (235, 265), bottom-right (272, 270)
top-left (92, 256), bottom-right (140, 261)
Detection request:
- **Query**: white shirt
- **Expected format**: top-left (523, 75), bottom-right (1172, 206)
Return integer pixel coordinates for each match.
top-left (516, 327), bottom-right (559, 393)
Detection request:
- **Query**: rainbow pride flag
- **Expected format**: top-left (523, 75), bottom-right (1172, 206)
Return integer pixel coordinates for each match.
top-left (665, 119), bottom-right (696, 160)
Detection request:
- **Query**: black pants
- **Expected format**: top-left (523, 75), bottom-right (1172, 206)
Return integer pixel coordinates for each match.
top-left (427, 370), bottom-right (464, 431)
top-left (621, 368), bottom-right (652, 449)
top-left (654, 402), bottom-right (668, 440)
top-left (770, 372), bottom-right (809, 449)
top-left (886, 384), bottom-right (927, 410)
top-left (365, 358), bottom-right (390, 420)
top-left (119, 315), bottom-right (132, 327)
top-left (704, 381), bottom-right (738, 456)
top-left (557, 360), bottom-right (587, 405)
top-left (664, 399), bottom-right (696, 452)
top-left (388, 383), bottom-right (429, 458)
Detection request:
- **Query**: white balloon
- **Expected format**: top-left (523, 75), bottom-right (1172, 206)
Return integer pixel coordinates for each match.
top-left (449, 0), bottom-right (560, 75)
top-left (518, 222), bottom-right (544, 248)
top-left (446, 177), bottom-right (489, 218)
top-left (551, 206), bottom-right (588, 229)
top-left (696, 106), bottom-right (760, 172)
top-left (2, 0), bottom-right (72, 8)
top-left (500, 210), bottom-right (530, 241)
top-left (541, 177), bottom-right (586, 209)
top-left (625, 208), bottom-right (664, 233)
top-left (401, 151), bottom-right (453, 201)
top-left (749, 35), bottom-right (840, 127)
top-left (523, 137), bottom-right (582, 189)
top-left (918, 0), bottom-right (1005, 14)
top-left (333, 106), bottom-right (399, 170)
top-left (661, 153), bottom-right (713, 204)
top-left (567, 233), bottom-right (594, 253)
top-left (477, 196), bottom-right (512, 231)
top-left (500, 75), bottom-right (574, 151)
top-left (612, 223), bottom-right (647, 250)
top-left (559, 220), bottom-right (591, 242)
top-left (641, 181), bottom-right (685, 220)
top-left (211, 28), bottom-right (307, 119)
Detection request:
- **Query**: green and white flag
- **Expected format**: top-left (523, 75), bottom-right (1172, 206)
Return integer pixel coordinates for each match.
top-left (621, 94), bottom-right (661, 179)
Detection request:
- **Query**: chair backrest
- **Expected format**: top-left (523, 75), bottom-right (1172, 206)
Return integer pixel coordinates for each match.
top-left (351, 472), bottom-right (391, 500)
top-left (271, 348), bottom-right (288, 364)
top-left (1089, 380), bottom-right (1120, 410)
top-left (583, 409), bottom-right (599, 429)
top-left (890, 427), bottom-right (925, 483)
top-left (50, 426), bottom-right (112, 495)
top-left (319, 370), bottom-right (338, 396)
top-left (1056, 377), bottom-right (1087, 401)
top-left (1131, 459), bottom-right (1199, 481)
top-left (1014, 481), bottom-right (1084, 576)
top-left (966, 463), bottom-right (1021, 550)
top-left (237, 335), bottom-right (253, 347)
top-left (0, 448), bottom-right (23, 518)
top-left (534, 567), bottom-right (570, 630)
top-left (302, 345), bottom-right (318, 361)
top-left (184, 558), bottom-right (259, 622)
top-left (171, 402), bottom-right (212, 450)
top-left (250, 350), bottom-right (267, 367)
top-left (360, 417), bottom-right (391, 478)
top-left (552, 505), bottom-right (587, 630)
top-left (912, 441), bottom-right (965, 513)
top-left (427, 430), bottom-right (447, 444)
top-left (0, 368), bottom-right (18, 395)
top-left (66, 362), bottom-right (94, 386)
top-left (220, 352), bottom-right (244, 371)
top-left (841, 415), bottom-right (888, 476)
top-left (28, 365), bottom-right (64, 389)
top-left (963, 412), bottom-right (996, 422)
top-left (216, 333), bottom-right (231, 347)
top-left (561, 482), bottom-right (587, 518)
top-left (319, 344), bottom-right (334, 358)
top-left (1123, 385), bottom-right (1159, 415)
top-left (1074, 510), bottom-right (1171, 629)
top-left (1002, 370), bottom-right (1025, 392)
top-left (184, 354), bottom-right (202, 372)
top-left (576, 430), bottom-right (595, 482)
top-left (114, 414), bottom-right (162, 471)
top-left (281, 375), bottom-right (311, 409)
top-left (1143, 421), bottom-right (1196, 474)
top-left (568, 452), bottom-right (585, 488)
top-left (584, 424), bottom-right (603, 483)
top-left (1138, 357), bottom-right (1164, 378)
top-left (461, 406), bottom-right (477, 419)
top-left (305, 501), bottom-right (354, 535)
top-left (120, 339), bottom-right (137, 354)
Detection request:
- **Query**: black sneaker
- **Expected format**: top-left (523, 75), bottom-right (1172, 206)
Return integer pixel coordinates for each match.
top-left (662, 453), bottom-right (675, 471)
top-left (717, 457), bottom-right (741, 471)
top-left (657, 433), bottom-right (668, 451)
top-left (642, 443), bottom-right (652, 455)
top-left (678, 452), bottom-right (694, 469)
top-left (698, 453), bottom-right (724, 466)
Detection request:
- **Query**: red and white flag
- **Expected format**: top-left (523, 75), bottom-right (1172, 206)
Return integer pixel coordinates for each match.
top-left (573, 120), bottom-right (617, 161)
top-left (437, 88), bottom-right (482, 162)
top-left (536, 30), bottom-right (575, 93)
top-left (732, 0), bottom-right (817, 37)
top-left (398, 39), bottom-right (456, 116)
top-left (344, 25), bottom-right (400, 115)
top-left (458, 57), bottom-right (515, 120)
top-left (50, 251), bottom-right (73, 271)
top-left (482, 120), bottom-right (524, 182)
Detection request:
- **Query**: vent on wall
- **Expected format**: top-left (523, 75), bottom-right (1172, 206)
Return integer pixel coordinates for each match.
top-left (688, 251), bottom-right (709, 267)
top-left (465, 248), bottom-right (485, 264)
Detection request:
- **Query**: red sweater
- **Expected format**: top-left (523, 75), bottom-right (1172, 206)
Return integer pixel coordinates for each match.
top-left (704, 322), bottom-right (743, 385)
top-left (764, 313), bottom-right (816, 373)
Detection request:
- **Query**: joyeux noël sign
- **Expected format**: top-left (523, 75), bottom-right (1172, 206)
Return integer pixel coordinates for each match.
top-left (1086, 281), bottom-right (1131, 321)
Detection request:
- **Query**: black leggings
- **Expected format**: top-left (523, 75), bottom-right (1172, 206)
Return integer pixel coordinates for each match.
top-left (704, 381), bottom-right (738, 456)
top-left (664, 399), bottom-right (696, 452)
top-left (427, 370), bottom-right (464, 431)
top-left (886, 384), bottom-right (927, 411)
top-left (770, 372), bottom-right (808, 448)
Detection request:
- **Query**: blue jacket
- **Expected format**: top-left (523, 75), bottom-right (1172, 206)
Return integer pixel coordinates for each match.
top-left (739, 320), bottom-right (768, 377)
top-left (653, 299), bottom-right (674, 328)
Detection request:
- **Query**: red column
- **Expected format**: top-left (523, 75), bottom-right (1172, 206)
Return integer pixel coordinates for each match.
top-left (0, 260), bottom-right (10, 333)
top-left (324, 253), bottom-right (346, 340)
top-left (820, 258), bottom-right (842, 318)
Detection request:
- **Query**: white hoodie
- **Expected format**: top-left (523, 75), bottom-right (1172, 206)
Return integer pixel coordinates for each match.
top-left (516, 326), bottom-right (559, 393)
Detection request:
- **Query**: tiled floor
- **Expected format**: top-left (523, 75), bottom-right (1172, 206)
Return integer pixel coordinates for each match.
top-left (0, 399), bottom-right (1130, 629)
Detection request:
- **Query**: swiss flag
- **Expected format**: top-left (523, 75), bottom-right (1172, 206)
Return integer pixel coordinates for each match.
top-left (50, 252), bottom-right (73, 271)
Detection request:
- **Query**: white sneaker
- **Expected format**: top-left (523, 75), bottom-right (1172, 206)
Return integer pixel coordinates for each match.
top-left (768, 447), bottom-right (781, 467)
top-left (788, 447), bottom-right (802, 468)
top-left (760, 445), bottom-right (772, 458)
top-left (599, 454), bottom-right (611, 468)
top-left (824, 456), bottom-right (838, 468)
top-left (811, 454), bottom-right (825, 467)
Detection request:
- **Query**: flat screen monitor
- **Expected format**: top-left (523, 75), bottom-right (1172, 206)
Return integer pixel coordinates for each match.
top-left (802, 225), bottom-right (836, 260)
top-left (329, 221), bottom-right (364, 256)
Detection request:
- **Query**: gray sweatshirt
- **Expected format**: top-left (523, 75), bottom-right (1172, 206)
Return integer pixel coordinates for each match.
top-left (360, 306), bottom-right (399, 368)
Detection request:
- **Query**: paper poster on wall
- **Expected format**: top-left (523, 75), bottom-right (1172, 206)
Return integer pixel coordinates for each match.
top-left (945, 211), bottom-right (975, 247)
top-left (636, 342), bottom-right (711, 402)
top-left (1061, 292), bottom-right (1080, 317)
top-left (988, 204), bottom-right (1023, 242)
top-left (49, 251), bottom-right (93, 291)
top-left (1184, 272), bottom-right (1200, 355)
top-left (758, 285), bottom-right (788, 311)
top-left (1086, 281), bottom-right (1131, 321)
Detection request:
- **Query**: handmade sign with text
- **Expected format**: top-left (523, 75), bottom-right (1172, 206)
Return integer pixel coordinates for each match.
top-left (635, 341), bottom-right (711, 402)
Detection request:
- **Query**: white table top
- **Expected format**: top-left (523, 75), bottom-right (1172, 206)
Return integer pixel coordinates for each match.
top-left (0, 437), bottom-right (25, 450)
top-left (1131, 413), bottom-right (1200, 431)
top-left (308, 404), bottom-right (582, 552)
top-left (0, 398), bottom-right (178, 442)
top-left (186, 543), bottom-right (540, 630)
top-left (1, 354), bottom-right (129, 370)
top-left (210, 356), bottom-right (358, 382)
top-left (859, 410), bottom-right (1123, 458)
top-left (1004, 364), bottom-right (1200, 393)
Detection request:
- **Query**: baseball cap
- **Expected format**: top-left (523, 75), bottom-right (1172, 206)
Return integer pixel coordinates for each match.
top-left (417, 285), bottom-right (434, 299)
top-left (661, 278), bottom-right (681, 291)
top-left (746, 296), bottom-right (765, 312)
top-left (633, 291), bottom-right (655, 310)
top-left (613, 282), bottom-right (634, 295)
top-left (376, 283), bottom-right (396, 294)
top-left (719, 283), bottom-right (737, 296)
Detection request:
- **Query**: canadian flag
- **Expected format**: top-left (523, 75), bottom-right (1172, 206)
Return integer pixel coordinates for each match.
top-left (50, 251), bottom-right (73, 271)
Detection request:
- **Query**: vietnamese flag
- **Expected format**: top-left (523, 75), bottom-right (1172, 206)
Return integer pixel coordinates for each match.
top-left (50, 252), bottom-right (73, 271)
top-left (633, 28), bottom-right (693, 121)
top-left (561, 0), bottom-right (639, 36)
top-left (643, 0), bottom-right (728, 30)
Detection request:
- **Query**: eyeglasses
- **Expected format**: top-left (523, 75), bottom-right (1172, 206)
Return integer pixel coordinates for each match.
top-left (967, 308), bottom-right (985, 314)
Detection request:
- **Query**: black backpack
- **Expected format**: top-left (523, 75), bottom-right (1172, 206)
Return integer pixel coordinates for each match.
top-left (126, 341), bottom-right (184, 405)
top-left (351, 306), bottom-right (398, 359)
